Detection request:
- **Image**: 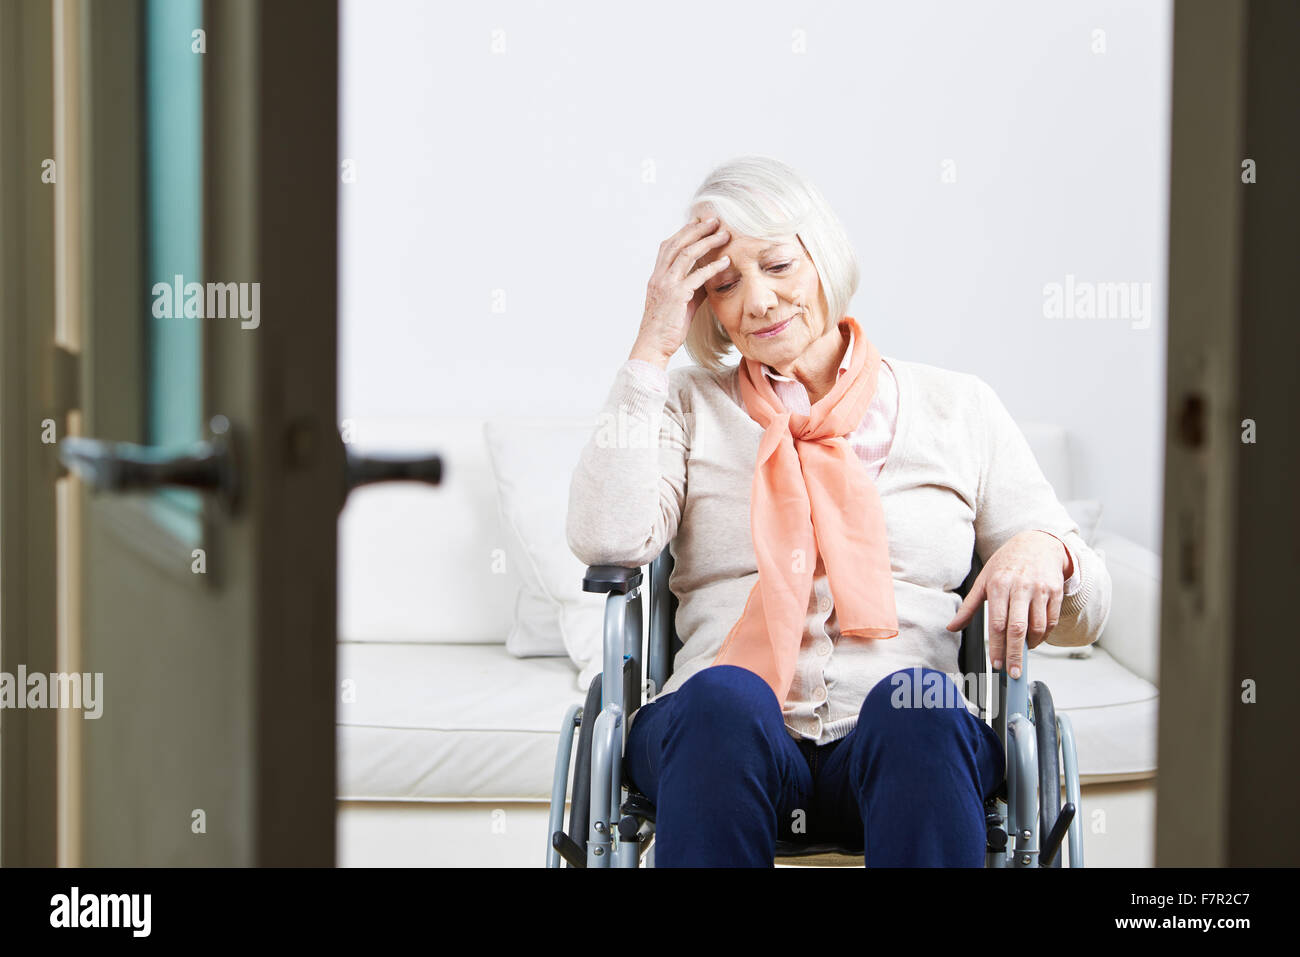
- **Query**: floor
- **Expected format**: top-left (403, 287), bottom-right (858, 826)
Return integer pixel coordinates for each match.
top-left (338, 777), bottom-right (1155, 867)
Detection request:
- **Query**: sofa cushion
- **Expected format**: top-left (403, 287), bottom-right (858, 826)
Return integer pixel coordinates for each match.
top-left (338, 640), bottom-right (1154, 803)
top-left (1091, 530), bottom-right (1161, 686)
top-left (483, 417), bottom-right (607, 681)
top-left (338, 641), bottom-right (585, 802)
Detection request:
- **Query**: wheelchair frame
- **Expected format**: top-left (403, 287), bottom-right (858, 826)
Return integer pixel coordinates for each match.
top-left (547, 544), bottom-right (1084, 868)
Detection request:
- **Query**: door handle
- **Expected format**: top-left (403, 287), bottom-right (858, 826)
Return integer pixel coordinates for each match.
top-left (344, 450), bottom-right (443, 493)
top-left (58, 414), bottom-right (241, 514)
top-left (59, 414), bottom-right (446, 517)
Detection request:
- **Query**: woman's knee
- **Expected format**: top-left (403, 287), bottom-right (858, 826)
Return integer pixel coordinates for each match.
top-left (860, 667), bottom-right (973, 745)
top-left (664, 665), bottom-right (784, 748)
top-left (652, 666), bottom-right (795, 807)
top-left (675, 663), bottom-right (781, 718)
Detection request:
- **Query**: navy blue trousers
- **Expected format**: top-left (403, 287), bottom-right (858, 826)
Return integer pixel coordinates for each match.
top-left (624, 664), bottom-right (1005, 867)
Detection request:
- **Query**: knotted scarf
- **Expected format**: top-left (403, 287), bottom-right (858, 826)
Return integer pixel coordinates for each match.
top-left (710, 315), bottom-right (899, 705)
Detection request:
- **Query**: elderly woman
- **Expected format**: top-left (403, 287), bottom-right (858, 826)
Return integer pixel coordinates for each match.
top-left (566, 155), bottom-right (1111, 867)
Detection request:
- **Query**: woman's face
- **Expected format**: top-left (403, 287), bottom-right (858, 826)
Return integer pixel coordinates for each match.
top-left (695, 221), bottom-right (832, 368)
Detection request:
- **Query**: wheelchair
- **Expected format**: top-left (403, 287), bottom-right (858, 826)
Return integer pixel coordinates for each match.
top-left (546, 543), bottom-right (1084, 867)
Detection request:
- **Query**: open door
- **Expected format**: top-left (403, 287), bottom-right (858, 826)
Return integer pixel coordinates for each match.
top-left (51, 0), bottom-right (340, 866)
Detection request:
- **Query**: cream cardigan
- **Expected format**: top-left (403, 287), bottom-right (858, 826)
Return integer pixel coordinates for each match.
top-left (566, 357), bottom-right (1112, 745)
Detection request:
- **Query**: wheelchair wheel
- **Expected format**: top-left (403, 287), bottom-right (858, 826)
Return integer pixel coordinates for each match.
top-left (1030, 680), bottom-right (1063, 867)
top-left (564, 672), bottom-right (603, 867)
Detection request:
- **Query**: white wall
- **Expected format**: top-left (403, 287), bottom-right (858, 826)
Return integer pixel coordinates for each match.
top-left (340, 0), bottom-right (1170, 552)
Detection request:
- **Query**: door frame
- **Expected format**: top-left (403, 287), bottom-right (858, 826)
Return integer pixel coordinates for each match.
top-left (0, 0), bottom-right (60, 868)
top-left (1160, 0), bottom-right (1300, 866)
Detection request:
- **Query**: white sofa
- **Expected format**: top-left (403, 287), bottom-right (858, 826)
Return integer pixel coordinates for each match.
top-left (336, 414), bottom-right (1160, 867)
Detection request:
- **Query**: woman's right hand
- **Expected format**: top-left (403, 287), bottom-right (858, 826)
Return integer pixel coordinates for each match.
top-left (629, 216), bottom-right (732, 368)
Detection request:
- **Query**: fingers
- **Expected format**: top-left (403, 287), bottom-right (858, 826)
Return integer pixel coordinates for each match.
top-left (1046, 586), bottom-right (1062, 639)
top-left (684, 245), bottom-right (729, 286)
top-left (946, 577), bottom-right (983, 631)
top-left (975, 529), bottom-right (1073, 677)
top-left (1027, 583), bottom-right (1051, 649)
top-left (657, 216), bottom-right (724, 274)
top-left (687, 257), bottom-right (730, 304)
top-left (987, 573), bottom-right (1029, 679)
top-left (1003, 581), bottom-right (1032, 679)
top-left (946, 596), bottom-right (970, 631)
top-left (673, 227), bottom-right (730, 284)
top-left (987, 575), bottom-right (1009, 674)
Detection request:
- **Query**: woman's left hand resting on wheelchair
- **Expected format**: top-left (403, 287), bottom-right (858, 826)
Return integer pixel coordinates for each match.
top-left (945, 530), bottom-right (1074, 679)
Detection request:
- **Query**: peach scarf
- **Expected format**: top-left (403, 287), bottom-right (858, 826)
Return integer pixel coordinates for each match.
top-left (710, 315), bottom-right (899, 705)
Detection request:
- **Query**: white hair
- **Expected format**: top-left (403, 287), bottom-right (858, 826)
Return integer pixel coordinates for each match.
top-left (682, 155), bottom-right (860, 373)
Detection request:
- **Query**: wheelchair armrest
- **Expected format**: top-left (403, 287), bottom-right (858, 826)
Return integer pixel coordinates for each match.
top-left (583, 564), bottom-right (644, 595)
